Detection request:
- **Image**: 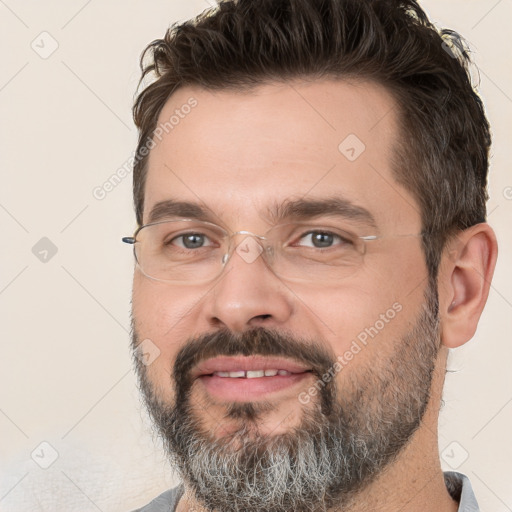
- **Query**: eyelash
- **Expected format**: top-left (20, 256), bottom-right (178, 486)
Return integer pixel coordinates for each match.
top-left (168, 229), bottom-right (353, 250)
top-left (294, 230), bottom-right (352, 248)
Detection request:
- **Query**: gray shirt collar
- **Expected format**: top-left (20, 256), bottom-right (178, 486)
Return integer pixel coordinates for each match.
top-left (444, 471), bottom-right (480, 511)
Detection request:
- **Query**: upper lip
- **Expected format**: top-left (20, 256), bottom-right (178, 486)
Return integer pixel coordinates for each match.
top-left (192, 356), bottom-right (312, 378)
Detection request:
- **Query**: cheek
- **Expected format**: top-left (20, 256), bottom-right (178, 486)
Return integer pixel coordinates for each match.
top-left (132, 274), bottom-right (205, 400)
top-left (299, 250), bottom-right (427, 366)
top-left (133, 273), bottom-right (205, 336)
top-left (298, 284), bottom-right (404, 356)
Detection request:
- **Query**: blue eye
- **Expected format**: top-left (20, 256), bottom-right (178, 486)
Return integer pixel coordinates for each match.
top-left (171, 233), bottom-right (213, 249)
top-left (297, 231), bottom-right (348, 248)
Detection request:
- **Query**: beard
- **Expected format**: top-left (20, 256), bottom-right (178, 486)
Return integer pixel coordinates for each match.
top-left (132, 282), bottom-right (440, 512)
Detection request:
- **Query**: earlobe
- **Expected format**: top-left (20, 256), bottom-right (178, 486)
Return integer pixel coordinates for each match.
top-left (439, 223), bottom-right (498, 349)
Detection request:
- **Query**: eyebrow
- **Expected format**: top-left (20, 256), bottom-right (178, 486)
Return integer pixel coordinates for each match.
top-left (266, 197), bottom-right (377, 229)
top-left (147, 197), bottom-right (377, 229)
top-left (147, 200), bottom-right (215, 224)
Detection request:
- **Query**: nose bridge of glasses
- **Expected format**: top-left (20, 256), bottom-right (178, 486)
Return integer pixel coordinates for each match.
top-left (226, 230), bottom-right (268, 250)
top-left (222, 229), bottom-right (271, 267)
top-left (230, 230), bottom-right (266, 239)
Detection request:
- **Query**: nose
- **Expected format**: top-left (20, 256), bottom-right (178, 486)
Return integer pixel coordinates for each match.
top-left (204, 235), bottom-right (294, 332)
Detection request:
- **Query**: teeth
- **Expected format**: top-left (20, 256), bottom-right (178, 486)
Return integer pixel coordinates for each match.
top-left (246, 370), bottom-right (265, 378)
top-left (227, 371), bottom-right (246, 378)
top-left (212, 369), bottom-right (292, 378)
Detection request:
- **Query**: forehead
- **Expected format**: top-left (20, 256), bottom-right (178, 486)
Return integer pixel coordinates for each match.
top-left (144, 79), bottom-right (420, 232)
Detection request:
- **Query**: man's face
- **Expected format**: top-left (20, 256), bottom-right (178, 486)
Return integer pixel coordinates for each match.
top-left (131, 80), bottom-right (438, 511)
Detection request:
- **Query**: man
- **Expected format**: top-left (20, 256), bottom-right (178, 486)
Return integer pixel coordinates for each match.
top-left (124, 0), bottom-right (498, 510)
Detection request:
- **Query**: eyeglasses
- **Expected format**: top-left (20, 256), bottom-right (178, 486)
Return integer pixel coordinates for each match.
top-left (122, 218), bottom-right (422, 285)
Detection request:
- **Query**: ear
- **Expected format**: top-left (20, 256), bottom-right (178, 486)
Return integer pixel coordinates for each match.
top-left (438, 223), bottom-right (498, 348)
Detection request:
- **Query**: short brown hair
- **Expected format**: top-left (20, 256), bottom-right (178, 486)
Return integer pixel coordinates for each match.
top-left (132, 0), bottom-right (491, 277)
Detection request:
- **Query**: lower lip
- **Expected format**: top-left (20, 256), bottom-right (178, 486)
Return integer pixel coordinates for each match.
top-left (197, 372), bottom-right (312, 401)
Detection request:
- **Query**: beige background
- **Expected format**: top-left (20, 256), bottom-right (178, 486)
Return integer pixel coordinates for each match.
top-left (1, 1), bottom-right (511, 510)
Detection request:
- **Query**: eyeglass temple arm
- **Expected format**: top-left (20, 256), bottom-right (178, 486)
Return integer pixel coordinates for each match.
top-left (121, 228), bottom-right (267, 247)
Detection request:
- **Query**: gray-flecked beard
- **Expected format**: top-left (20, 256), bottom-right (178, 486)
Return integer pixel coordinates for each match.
top-left (132, 283), bottom-right (440, 512)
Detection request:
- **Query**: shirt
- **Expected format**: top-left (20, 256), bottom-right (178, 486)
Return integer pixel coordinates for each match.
top-left (132, 471), bottom-right (479, 512)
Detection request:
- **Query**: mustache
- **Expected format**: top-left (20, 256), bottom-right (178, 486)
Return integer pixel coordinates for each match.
top-left (173, 327), bottom-right (337, 394)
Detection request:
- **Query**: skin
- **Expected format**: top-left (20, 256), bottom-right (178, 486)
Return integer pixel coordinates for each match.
top-left (131, 78), bottom-right (497, 511)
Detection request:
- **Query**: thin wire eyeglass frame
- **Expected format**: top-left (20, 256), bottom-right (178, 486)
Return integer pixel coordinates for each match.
top-left (122, 218), bottom-right (424, 285)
